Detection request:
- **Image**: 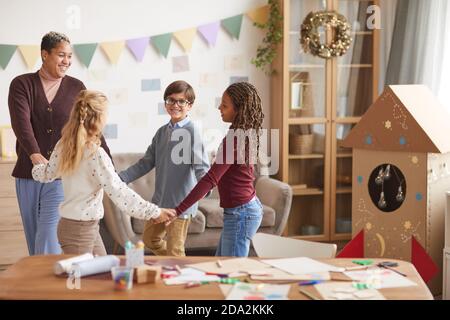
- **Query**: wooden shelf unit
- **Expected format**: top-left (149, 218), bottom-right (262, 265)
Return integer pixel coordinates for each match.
top-left (271, 0), bottom-right (379, 242)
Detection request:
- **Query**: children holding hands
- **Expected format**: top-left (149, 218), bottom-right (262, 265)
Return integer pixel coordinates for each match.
top-left (32, 80), bottom-right (263, 258)
top-left (119, 81), bottom-right (210, 256)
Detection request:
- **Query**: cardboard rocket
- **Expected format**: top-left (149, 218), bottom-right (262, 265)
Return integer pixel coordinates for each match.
top-left (340, 85), bottom-right (450, 295)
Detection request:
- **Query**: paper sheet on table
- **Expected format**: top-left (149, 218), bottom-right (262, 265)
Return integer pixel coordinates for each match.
top-left (249, 267), bottom-right (330, 281)
top-left (187, 258), bottom-right (271, 274)
top-left (226, 283), bottom-right (290, 300)
top-left (344, 269), bottom-right (417, 289)
top-left (219, 284), bottom-right (233, 297)
top-left (314, 282), bottom-right (386, 300)
top-left (163, 267), bottom-right (221, 285)
top-left (261, 257), bottom-right (345, 275)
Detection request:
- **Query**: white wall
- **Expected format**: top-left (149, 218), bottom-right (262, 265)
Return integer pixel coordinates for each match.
top-left (0, 0), bottom-right (270, 153)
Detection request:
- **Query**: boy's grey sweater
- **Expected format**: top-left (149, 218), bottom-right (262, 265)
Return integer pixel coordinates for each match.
top-left (119, 121), bottom-right (210, 218)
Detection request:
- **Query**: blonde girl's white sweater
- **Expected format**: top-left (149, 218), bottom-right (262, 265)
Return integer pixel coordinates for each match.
top-left (32, 141), bottom-right (161, 221)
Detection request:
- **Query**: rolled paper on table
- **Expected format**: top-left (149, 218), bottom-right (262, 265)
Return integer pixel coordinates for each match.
top-left (53, 253), bottom-right (94, 275)
top-left (72, 255), bottom-right (120, 277)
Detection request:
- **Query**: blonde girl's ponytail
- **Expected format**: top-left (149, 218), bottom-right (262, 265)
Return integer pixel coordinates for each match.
top-left (58, 90), bottom-right (108, 175)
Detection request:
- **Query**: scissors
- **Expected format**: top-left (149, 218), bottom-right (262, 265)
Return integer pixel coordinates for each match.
top-left (377, 261), bottom-right (407, 277)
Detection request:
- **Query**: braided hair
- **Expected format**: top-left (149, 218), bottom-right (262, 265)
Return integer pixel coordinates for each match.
top-left (58, 90), bottom-right (108, 175)
top-left (224, 82), bottom-right (264, 165)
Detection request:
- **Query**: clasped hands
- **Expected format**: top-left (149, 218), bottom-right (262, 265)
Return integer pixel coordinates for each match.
top-left (30, 153), bottom-right (48, 165)
top-left (150, 208), bottom-right (177, 226)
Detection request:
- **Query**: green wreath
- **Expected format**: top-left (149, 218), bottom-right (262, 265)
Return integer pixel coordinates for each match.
top-left (300, 11), bottom-right (352, 59)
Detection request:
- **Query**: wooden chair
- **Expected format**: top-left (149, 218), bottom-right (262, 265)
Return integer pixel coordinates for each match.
top-left (252, 232), bottom-right (337, 259)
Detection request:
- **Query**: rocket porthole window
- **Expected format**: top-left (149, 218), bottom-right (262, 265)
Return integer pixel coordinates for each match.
top-left (368, 163), bottom-right (406, 212)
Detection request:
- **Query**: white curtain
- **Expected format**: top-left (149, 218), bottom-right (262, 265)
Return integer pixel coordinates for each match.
top-left (438, 6), bottom-right (450, 108)
top-left (379, 0), bottom-right (398, 94)
top-left (385, 0), bottom-right (450, 109)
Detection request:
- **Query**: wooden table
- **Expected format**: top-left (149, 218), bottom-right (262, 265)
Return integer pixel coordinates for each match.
top-left (0, 255), bottom-right (433, 300)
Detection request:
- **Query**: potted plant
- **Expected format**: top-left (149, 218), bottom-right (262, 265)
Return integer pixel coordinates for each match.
top-left (251, 0), bottom-right (283, 75)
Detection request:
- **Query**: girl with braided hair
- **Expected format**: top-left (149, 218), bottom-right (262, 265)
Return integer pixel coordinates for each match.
top-left (171, 82), bottom-right (265, 256)
top-left (32, 90), bottom-right (175, 255)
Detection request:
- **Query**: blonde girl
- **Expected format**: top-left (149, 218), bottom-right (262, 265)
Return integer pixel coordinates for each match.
top-left (32, 90), bottom-right (175, 255)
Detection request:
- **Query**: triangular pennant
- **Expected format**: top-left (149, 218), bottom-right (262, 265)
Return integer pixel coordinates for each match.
top-left (0, 44), bottom-right (17, 69)
top-left (411, 236), bottom-right (439, 283)
top-left (151, 33), bottom-right (172, 58)
top-left (100, 41), bottom-right (125, 65)
top-left (18, 45), bottom-right (40, 70)
top-left (221, 14), bottom-right (244, 39)
top-left (246, 5), bottom-right (270, 25)
top-left (173, 28), bottom-right (197, 52)
top-left (126, 37), bottom-right (149, 62)
top-left (73, 43), bottom-right (98, 68)
top-left (336, 229), bottom-right (364, 258)
top-left (197, 22), bottom-right (220, 46)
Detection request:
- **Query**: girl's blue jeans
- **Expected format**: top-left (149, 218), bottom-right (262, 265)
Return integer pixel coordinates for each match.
top-left (215, 196), bottom-right (263, 257)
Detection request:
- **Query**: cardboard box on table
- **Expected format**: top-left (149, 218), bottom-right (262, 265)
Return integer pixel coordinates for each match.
top-left (341, 85), bottom-right (450, 295)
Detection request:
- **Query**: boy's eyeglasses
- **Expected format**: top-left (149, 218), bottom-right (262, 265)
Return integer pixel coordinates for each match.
top-left (165, 98), bottom-right (191, 107)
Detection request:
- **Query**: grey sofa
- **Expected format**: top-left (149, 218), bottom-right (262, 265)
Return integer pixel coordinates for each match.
top-left (102, 153), bottom-right (292, 252)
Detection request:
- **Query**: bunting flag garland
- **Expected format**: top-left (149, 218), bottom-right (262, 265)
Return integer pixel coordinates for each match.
top-left (126, 37), bottom-right (149, 62)
top-left (173, 28), bottom-right (197, 52)
top-left (0, 5), bottom-right (268, 70)
top-left (18, 45), bottom-right (40, 70)
top-left (246, 5), bottom-right (270, 25)
top-left (221, 15), bottom-right (244, 40)
top-left (100, 41), bottom-right (125, 64)
top-left (73, 43), bottom-right (98, 68)
top-left (151, 33), bottom-right (172, 58)
top-left (0, 45), bottom-right (17, 69)
top-left (197, 22), bottom-right (220, 46)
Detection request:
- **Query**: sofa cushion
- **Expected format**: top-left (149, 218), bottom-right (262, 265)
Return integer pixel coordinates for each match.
top-left (188, 212), bottom-right (206, 234)
top-left (131, 210), bottom-right (206, 235)
top-left (198, 198), bottom-right (276, 228)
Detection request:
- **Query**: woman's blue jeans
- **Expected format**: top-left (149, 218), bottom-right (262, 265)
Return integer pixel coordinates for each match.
top-left (216, 197), bottom-right (263, 257)
top-left (15, 178), bottom-right (63, 255)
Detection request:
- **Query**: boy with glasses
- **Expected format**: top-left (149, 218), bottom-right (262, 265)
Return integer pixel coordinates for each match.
top-left (118, 81), bottom-right (209, 256)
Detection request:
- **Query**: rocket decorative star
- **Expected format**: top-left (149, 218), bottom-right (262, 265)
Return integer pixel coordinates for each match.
top-left (384, 120), bottom-right (392, 129)
top-left (411, 156), bottom-right (419, 164)
top-left (404, 221), bottom-right (412, 230)
top-left (365, 222), bottom-right (372, 231)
